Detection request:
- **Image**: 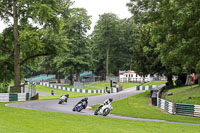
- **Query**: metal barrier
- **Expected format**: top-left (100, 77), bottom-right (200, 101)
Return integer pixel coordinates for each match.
top-left (157, 98), bottom-right (175, 114)
top-left (155, 85), bottom-right (200, 117)
top-left (40, 82), bottom-right (122, 94)
top-left (0, 93), bottom-right (30, 102)
top-left (40, 82), bottom-right (105, 94)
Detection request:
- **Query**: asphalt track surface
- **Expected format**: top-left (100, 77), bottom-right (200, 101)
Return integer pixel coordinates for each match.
top-left (7, 86), bottom-right (200, 126)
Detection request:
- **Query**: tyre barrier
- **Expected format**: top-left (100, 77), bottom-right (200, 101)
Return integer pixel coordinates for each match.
top-left (0, 93), bottom-right (30, 102)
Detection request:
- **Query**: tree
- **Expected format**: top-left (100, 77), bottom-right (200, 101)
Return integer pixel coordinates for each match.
top-left (0, 0), bottom-right (72, 90)
top-left (91, 13), bottom-right (121, 76)
top-left (127, 0), bottom-right (177, 88)
top-left (127, 0), bottom-right (200, 87)
top-left (55, 8), bottom-right (91, 83)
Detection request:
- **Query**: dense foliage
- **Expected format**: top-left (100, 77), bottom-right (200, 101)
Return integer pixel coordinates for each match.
top-left (1, 0), bottom-right (200, 89)
top-left (127, 0), bottom-right (200, 87)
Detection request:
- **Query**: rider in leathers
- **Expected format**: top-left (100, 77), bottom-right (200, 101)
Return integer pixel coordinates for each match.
top-left (96, 98), bottom-right (113, 111)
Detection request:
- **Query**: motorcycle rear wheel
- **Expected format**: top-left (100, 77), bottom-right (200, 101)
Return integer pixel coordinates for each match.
top-left (103, 108), bottom-right (110, 116)
top-left (77, 106), bottom-right (83, 112)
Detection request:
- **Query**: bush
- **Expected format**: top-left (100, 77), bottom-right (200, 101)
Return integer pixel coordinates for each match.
top-left (0, 86), bottom-right (8, 93)
top-left (0, 83), bottom-right (8, 93)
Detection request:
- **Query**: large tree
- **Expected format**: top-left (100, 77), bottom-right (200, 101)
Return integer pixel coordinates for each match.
top-left (0, 0), bottom-right (72, 90)
top-left (55, 8), bottom-right (91, 83)
top-left (90, 14), bottom-right (137, 76)
top-left (91, 13), bottom-right (121, 76)
top-left (127, 0), bottom-right (200, 87)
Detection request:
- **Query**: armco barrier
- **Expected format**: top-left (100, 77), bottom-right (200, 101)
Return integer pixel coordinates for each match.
top-left (0, 93), bottom-right (30, 102)
top-left (176, 103), bottom-right (194, 116)
top-left (40, 82), bottom-right (106, 94)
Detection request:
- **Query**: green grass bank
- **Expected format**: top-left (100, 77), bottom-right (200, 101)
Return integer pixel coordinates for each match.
top-left (162, 84), bottom-right (200, 105)
top-left (0, 103), bottom-right (200, 133)
top-left (108, 91), bottom-right (200, 124)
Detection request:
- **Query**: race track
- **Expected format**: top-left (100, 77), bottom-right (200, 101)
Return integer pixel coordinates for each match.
top-left (6, 86), bottom-right (200, 126)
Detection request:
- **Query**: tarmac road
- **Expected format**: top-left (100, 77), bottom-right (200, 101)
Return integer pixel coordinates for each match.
top-left (7, 86), bottom-right (200, 126)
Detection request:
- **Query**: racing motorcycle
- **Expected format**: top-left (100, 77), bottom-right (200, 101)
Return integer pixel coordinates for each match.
top-left (94, 103), bottom-right (112, 116)
top-left (58, 94), bottom-right (69, 104)
top-left (72, 101), bottom-right (87, 112)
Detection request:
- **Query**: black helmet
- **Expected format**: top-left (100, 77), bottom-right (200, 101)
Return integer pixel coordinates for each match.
top-left (65, 94), bottom-right (69, 97)
top-left (109, 98), bottom-right (113, 102)
top-left (84, 97), bottom-right (88, 101)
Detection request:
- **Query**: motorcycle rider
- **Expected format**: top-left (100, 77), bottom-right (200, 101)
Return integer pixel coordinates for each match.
top-left (96, 97), bottom-right (113, 111)
top-left (75, 97), bottom-right (88, 109)
top-left (64, 94), bottom-right (69, 102)
top-left (60, 94), bottom-right (69, 102)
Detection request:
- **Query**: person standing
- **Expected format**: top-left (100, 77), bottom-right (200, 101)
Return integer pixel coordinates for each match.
top-left (116, 84), bottom-right (119, 92)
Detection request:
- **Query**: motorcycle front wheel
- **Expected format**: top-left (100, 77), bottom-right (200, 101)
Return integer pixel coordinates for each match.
top-left (94, 109), bottom-right (98, 115)
top-left (72, 107), bottom-right (76, 111)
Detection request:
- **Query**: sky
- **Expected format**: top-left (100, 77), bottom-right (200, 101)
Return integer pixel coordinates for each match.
top-left (0, 0), bottom-right (132, 34)
top-left (73, 0), bottom-right (132, 34)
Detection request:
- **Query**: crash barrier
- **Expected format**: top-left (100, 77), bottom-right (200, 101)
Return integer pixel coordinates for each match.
top-left (0, 93), bottom-right (30, 102)
top-left (175, 104), bottom-right (200, 117)
top-left (155, 85), bottom-right (200, 117)
top-left (157, 98), bottom-right (175, 114)
top-left (40, 82), bottom-right (121, 94)
top-left (157, 98), bottom-right (200, 117)
top-left (40, 82), bottom-right (105, 94)
top-left (136, 85), bottom-right (158, 91)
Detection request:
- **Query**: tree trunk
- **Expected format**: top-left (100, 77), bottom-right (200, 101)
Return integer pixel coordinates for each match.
top-left (106, 47), bottom-right (110, 76)
top-left (76, 70), bottom-right (80, 82)
top-left (198, 75), bottom-right (200, 86)
top-left (167, 75), bottom-right (174, 89)
top-left (13, 0), bottom-right (21, 90)
top-left (56, 72), bottom-right (61, 83)
top-left (69, 69), bottom-right (73, 85)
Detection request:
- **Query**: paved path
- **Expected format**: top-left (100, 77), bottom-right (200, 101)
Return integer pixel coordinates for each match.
top-left (7, 86), bottom-right (200, 126)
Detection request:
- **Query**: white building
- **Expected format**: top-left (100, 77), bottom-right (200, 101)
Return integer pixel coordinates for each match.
top-left (119, 70), bottom-right (151, 83)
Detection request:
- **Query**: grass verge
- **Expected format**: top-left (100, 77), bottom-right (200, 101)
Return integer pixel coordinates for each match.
top-left (36, 85), bottom-right (99, 100)
top-left (141, 81), bottom-right (167, 86)
top-left (0, 103), bottom-right (200, 133)
top-left (107, 91), bottom-right (200, 124)
top-left (162, 84), bottom-right (200, 105)
top-left (62, 82), bottom-right (140, 90)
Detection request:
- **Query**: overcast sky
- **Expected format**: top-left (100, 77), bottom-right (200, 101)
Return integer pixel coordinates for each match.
top-left (73, 0), bottom-right (132, 34)
top-left (0, 0), bottom-right (132, 34)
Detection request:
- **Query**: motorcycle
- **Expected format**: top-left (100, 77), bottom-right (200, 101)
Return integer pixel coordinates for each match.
top-left (58, 95), bottom-right (68, 104)
top-left (72, 101), bottom-right (87, 112)
top-left (94, 103), bottom-right (112, 116)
